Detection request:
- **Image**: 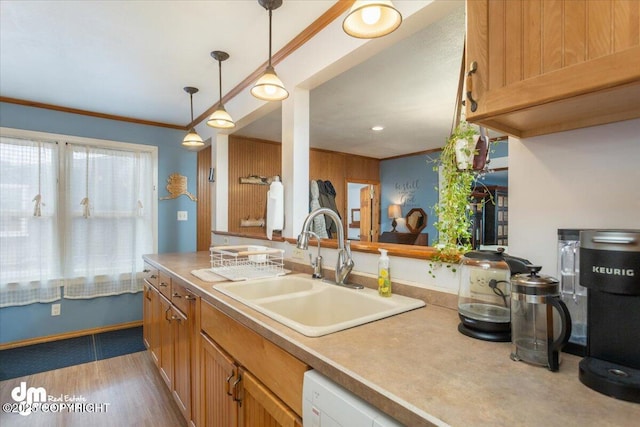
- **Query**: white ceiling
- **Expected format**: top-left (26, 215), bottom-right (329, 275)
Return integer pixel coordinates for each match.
top-left (1, 1), bottom-right (467, 159)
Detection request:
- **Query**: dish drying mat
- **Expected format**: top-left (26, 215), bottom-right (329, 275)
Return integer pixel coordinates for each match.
top-left (191, 269), bottom-right (228, 282)
top-left (210, 245), bottom-right (287, 281)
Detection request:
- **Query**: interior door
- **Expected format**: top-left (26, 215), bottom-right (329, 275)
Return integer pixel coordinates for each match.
top-left (358, 184), bottom-right (380, 242)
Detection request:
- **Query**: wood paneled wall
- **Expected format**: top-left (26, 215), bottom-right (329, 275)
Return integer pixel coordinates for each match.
top-left (309, 149), bottom-right (379, 224)
top-left (197, 145), bottom-right (212, 251)
top-left (226, 136), bottom-right (379, 236)
top-left (228, 136), bottom-right (282, 234)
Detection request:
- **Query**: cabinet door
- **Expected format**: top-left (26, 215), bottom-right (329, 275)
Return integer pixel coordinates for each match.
top-left (466, 0), bottom-right (640, 137)
top-left (237, 368), bottom-right (301, 427)
top-left (172, 306), bottom-right (191, 422)
top-left (201, 333), bottom-right (238, 427)
top-left (159, 294), bottom-right (173, 388)
top-left (143, 283), bottom-right (161, 366)
top-left (143, 282), bottom-right (152, 349)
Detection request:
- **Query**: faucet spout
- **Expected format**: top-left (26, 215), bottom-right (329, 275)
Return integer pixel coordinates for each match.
top-left (297, 208), bottom-right (356, 286)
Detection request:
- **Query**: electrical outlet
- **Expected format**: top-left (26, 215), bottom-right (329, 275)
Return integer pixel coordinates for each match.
top-left (469, 270), bottom-right (508, 295)
top-left (177, 211), bottom-right (188, 221)
top-left (292, 248), bottom-right (306, 260)
top-left (51, 303), bottom-right (61, 316)
top-left (223, 237), bottom-right (229, 244)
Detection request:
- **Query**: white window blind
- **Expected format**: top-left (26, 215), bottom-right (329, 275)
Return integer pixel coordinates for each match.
top-left (0, 130), bottom-right (156, 306)
top-left (0, 137), bottom-right (62, 307)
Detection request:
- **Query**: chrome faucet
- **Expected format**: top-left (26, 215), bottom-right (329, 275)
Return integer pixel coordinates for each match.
top-left (306, 231), bottom-right (323, 279)
top-left (297, 208), bottom-right (360, 288)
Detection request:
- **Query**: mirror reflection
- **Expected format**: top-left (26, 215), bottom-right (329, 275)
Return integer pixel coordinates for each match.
top-left (232, 2), bottom-right (509, 250)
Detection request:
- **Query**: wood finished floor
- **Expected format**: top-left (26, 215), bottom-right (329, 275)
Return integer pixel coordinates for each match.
top-left (0, 351), bottom-right (187, 427)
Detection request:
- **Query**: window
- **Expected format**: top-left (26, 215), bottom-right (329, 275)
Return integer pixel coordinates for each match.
top-left (0, 128), bottom-right (157, 307)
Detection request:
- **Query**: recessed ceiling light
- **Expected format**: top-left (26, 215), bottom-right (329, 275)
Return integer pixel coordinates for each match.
top-left (371, 126), bottom-right (384, 131)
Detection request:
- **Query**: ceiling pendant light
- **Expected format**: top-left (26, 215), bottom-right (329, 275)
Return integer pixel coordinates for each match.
top-left (207, 50), bottom-right (235, 129)
top-left (181, 87), bottom-right (205, 150)
top-left (251, 0), bottom-right (289, 101)
top-left (343, 1), bottom-right (402, 39)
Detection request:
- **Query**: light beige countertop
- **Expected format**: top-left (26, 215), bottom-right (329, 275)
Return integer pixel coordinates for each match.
top-left (144, 252), bottom-right (638, 427)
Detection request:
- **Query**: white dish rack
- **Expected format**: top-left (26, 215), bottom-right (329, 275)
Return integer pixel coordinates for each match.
top-left (210, 245), bottom-right (285, 281)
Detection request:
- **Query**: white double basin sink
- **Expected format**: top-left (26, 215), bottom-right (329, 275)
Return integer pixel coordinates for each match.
top-left (213, 274), bottom-right (425, 337)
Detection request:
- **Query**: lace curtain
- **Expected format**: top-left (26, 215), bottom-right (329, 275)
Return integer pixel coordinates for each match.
top-left (63, 144), bottom-right (154, 299)
top-left (0, 137), bottom-right (62, 307)
top-left (0, 133), bottom-right (155, 306)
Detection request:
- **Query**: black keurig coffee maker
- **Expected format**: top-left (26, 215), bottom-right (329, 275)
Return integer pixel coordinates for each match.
top-left (579, 230), bottom-right (640, 403)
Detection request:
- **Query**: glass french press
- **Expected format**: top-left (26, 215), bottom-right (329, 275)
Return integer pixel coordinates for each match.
top-left (510, 265), bottom-right (572, 371)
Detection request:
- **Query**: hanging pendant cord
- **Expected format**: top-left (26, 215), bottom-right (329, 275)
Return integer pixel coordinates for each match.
top-left (218, 60), bottom-right (223, 105)
top-left (190, 93), bottom-right (194, 122)
top-left (451, 39), bottom-right (466, 135)
top-left (268, 8), bottom-right (273, 67)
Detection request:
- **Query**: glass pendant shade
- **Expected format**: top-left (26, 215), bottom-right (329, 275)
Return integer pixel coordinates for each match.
top-left (251, 65), bottom-right (289, 101)
top-left (181, 86), bottom-right (205, 150)
top-left (207, 104), bottom-right (235, 129)
top-left (343, 0), bottom-right (402, 39)
top-left (207, 50), bottom-right (235, 129)
top-left (182, 128), bottom-right (204, 150)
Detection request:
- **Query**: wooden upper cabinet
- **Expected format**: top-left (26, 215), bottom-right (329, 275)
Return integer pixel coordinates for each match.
top-left (465, 0), bottom-right (640, 137)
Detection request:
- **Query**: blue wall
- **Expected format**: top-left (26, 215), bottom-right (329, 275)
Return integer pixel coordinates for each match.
top-left (380, 153), bottom-right (440, 244)
top-left (379, 140), bottom-right (509, 245)
top-left (0, 102), bottom-right (198, 344)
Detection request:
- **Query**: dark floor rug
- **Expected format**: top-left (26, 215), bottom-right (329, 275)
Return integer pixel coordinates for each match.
top-left (0, 326), bottom-right (145, 381)
top-left (94, 326), bottom-right (145, 360)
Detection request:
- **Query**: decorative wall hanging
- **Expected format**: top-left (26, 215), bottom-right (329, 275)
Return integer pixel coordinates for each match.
top-left (160, 173), bottom-right (197, 201)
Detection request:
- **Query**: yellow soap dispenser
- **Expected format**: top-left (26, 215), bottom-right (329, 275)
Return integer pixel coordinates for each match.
top-left (378, 248), bottom-right (392, 297)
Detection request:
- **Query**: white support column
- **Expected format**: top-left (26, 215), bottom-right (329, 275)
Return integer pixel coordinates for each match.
top-left (213, 133), bottom-right (229, 232)
top-left (281, 87), bottom-right (310, 238)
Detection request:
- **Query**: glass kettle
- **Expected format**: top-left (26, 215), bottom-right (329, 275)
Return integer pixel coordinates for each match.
top-left (457, 250), bottom-right (512, 342)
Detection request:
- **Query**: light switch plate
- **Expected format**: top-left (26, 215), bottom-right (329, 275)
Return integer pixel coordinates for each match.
top-left (177, 211), bottom-right (188, 221)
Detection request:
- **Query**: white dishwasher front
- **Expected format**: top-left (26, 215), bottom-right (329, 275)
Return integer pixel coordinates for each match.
top-left (302, 370), bottom-right (404, 427)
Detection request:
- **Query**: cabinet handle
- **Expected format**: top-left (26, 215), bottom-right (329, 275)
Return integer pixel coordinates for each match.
top-left (170, 314), bottom-right (181, 322)
top-left (232, 376), bottom-right (242, 406)
top-left (159, 282), bottom-right (168, 287)
top-left (172, 292), bottom-right (182, 298)
top-left (184, 294), bottom-right (196, 300)
top-left (225, 373), bottom-right (234, 396)
top-left (165, 307), bottom-right (172, 322)
top-left (143, 269), bottom-right (150, 273)
top-left (466, 60), bottom-right (478, 112)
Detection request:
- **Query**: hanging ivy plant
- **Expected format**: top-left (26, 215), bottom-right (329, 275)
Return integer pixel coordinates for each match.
top-left (428, 120), bottom-right (479, 274)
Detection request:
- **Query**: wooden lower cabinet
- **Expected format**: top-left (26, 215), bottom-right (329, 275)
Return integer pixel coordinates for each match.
top-left (200, 299), bottom-right (307, 427)
top-left (238, 368), bottom-right (300, 427)
top-left (143, 281), bottom-right (161, 366)
top-left (201, 333), bottom-right (239, 427)
top-left (172, 305), bottom-right (191, 421)
top-left (158, 294), bottom-right (173, 387)
top-left (143, 267), bottom-right (198, 426)
top-left (200, 332), bottom-right (302, 427)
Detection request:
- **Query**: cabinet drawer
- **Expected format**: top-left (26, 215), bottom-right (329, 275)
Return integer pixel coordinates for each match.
top-left (201, 300), bottom-right (308, 416)
top-left (171, 277), bottom-right (198, 315)
top-left (143, 262), bottom-right (159, 288)
top-left (158, 271), bottom-right (172, 300)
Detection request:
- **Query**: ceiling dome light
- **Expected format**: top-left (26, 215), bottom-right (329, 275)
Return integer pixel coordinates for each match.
top-left (181, 87), bottom-right (205, 150)
top-left (207, 51), bottom-right (235, 129)
top-left (251, 0), bottom-right (289, 101)
top-left (343, 1), bottom-right (402, 39)
top-left (371, 125), bottom-right (384, 131)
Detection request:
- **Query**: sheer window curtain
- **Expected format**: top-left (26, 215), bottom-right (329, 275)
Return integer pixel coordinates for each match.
top-left (0, 137), bottom-right (62, 307)
top-left (63, 144), bottom-right (154, 299)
